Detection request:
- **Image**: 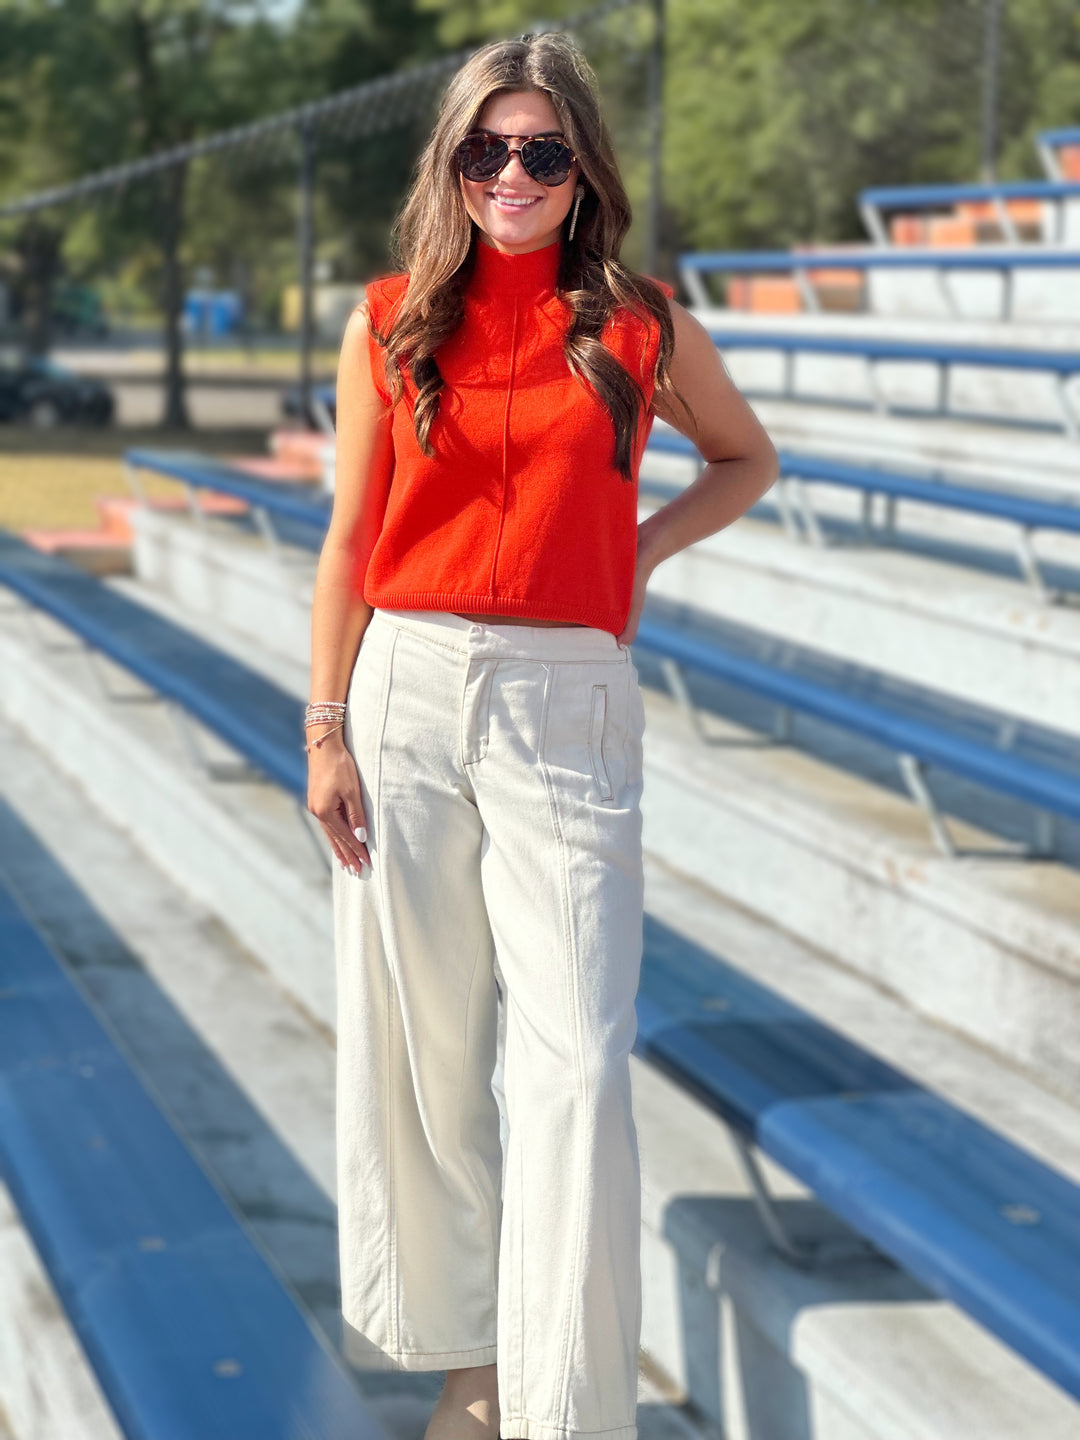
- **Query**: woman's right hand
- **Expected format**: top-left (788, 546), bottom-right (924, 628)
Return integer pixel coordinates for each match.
top-left (307, 733), bottom-right (372, 872)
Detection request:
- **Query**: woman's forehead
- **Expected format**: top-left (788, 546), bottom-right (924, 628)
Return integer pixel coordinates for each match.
top-left (476, 91), bottom-right (562, 134)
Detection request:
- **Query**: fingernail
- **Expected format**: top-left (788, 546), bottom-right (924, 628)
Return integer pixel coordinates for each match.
top-left (350, 866), bottom-right (359, 877)
top-left (354, 826), bottom-right (367, 842)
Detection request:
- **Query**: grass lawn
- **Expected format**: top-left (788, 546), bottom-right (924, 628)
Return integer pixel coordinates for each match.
top-left (0, 425), bottom-right (273, 530)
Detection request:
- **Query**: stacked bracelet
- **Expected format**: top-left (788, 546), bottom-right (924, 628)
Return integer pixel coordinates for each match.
top-left (303, 700), bottom-right (346, 753)
top-left (304, 700), bottom-right (346, 730)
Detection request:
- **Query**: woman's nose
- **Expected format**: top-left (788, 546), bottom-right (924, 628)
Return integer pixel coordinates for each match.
top-left (501, 149), bottom-right (533, 185)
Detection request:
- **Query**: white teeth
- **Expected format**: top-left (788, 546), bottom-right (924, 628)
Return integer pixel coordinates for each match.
top-left (490, 194), bottom-right (539, 207)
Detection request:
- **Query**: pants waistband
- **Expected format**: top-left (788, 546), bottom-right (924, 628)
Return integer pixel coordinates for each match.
top-left (371, 607), bottom-right (626, 663)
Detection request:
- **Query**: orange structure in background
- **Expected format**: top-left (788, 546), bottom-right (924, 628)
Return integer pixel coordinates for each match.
top-left (726, 261), bottom-right (864, 314)
top-left (890, 197), bottom-right (1047, 246)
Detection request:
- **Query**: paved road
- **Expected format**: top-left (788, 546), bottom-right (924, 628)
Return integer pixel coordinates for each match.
top-left (48, 344), bottom-right (334, 431)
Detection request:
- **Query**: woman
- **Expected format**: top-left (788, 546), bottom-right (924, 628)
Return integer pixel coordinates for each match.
top-left (306, 29), bottom-right (778, 1440)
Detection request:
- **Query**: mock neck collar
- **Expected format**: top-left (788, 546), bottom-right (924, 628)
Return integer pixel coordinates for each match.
top-left (469, 235), bottom-right (562, 304)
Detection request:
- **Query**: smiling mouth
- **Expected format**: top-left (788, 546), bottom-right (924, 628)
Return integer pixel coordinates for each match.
top-left (487, 192), bottom-right (543, 208)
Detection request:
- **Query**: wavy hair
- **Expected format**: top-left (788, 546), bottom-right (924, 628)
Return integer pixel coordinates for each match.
top-left (368, 30), bottom-right (691, 480)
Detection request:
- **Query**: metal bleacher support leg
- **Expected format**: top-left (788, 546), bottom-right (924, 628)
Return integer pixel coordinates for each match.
top-left (80, 644), bottom-right (163, 705)
top-left (250, 502), bottom-right (281, 558)
top-left (680, 265), bottom-right (711, 311)
top-left (935, 268), bottom-right (961, 318)
top-left (859, 488), bottom-right (874, 539)
top-left (658, 657), bottom-right (710, 742)
top-left (1014, 524), bottom-right (1061, 604)
top-left (783, 349), bottom-right (795, 402)
top-left (123, 460), bottom-right (148, 505)
top-left (774, 477), bottom-right (805, 542)
top-left (897, 752), bottom-right (959, 858)
top-left (793, 265), bottom-right (819, 313)
top-left (249, 503), bottom-right (317, 605)
top-left (993, 193), bottom-right (1020, 244)
top-left (6, 599), bottom-right (159, 703)
top-left (164, 699), bottom-right (268, 783)
top-left (1038, 137), bottom-right (1062, 182)
top-left (898, 752), bottom-right (1039, 859)
top-left (865, 357), bottom-right (889, 417)
top-left (1001, 267), bottom-right (1014, 323)
top-left (1054, 374), bottom-right (1080, 441)
top-left (859, 198), bottom-right (888, 247)
top-left (724, 1131), bottom-right (895, 1271)
top-left (789, 477), bottom-right (827, 548)
top-left (184, 481), bottom-right (209, 532)
top-left (12, 598), bottom-right (87, 655)
top-left (1034, 810), bottom-right (1058, 859)
top-left (936, 360), bottom-right (950, 416)
top-left (881, 492), bottom-right (898, 542)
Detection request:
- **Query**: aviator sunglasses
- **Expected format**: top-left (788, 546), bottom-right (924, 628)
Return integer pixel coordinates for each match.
top-left (455, 129), bottom-right (578, 187)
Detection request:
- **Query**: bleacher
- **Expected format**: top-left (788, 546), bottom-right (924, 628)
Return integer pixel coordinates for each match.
top-left (3, 121), bottom-right (1080, 1440)
top-left (0, 871), bottom-right (390, 1440)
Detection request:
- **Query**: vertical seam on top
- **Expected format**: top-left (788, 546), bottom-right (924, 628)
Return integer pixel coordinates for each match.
top-left (489, 295), bottom-right (519, 596)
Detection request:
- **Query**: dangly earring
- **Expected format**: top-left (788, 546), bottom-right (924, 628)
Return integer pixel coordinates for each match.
top-left (567, 182), bottom-right (585, 242)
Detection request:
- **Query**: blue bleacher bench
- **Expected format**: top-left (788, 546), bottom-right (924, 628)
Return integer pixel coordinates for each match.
top-left (857, 178), bottom-right (1080, 246)
top-left (634, 912), bottom-right (1080, 1401)
top-left (0, 527), bottom-right (308, 798)
top-left (0, 874), bottom-right (389, 1440)
top-left (645, 426), bottom-right (1080, 602)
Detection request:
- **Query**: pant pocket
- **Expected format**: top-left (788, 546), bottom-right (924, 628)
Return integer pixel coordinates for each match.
top-left (587, 682), bottom-right (615, 801)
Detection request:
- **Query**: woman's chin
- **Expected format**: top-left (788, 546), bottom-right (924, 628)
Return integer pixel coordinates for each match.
top-left (477, 214), bottom-right (564, 253)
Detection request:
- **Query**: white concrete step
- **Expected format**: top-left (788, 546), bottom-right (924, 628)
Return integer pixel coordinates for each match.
top-left (740, 396), bottom-right (1080, 496)
top-left (692, 305), bottom-right (1080, 350)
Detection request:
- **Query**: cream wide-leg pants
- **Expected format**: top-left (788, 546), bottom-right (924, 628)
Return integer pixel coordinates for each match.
top-left (332, 605), bottom-right (647, 1440)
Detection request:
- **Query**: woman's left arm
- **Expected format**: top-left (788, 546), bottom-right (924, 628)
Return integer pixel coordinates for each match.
top-left (616, 298), bottom-right (780, 646)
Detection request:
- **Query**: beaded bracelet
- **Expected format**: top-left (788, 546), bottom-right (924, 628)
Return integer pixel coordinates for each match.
top-left (304, 700), bottom-right (346, 731)
top-left (304, 719), bottom-right (345, 753)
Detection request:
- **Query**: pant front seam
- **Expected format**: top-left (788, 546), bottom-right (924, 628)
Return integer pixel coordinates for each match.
top-left (536, 664), bottom-right (588, 1433)
top-left (373, 623), bottom-right (401, 1354)
top-left (458, 911), bottom-right (498, 1310)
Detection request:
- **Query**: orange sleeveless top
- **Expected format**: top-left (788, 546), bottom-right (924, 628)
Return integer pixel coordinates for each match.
top-left (352, 237), bottom-right (674, 634)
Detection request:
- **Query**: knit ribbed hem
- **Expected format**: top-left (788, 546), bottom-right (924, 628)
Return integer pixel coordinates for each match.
top-left (364, 588), bottom-right (626, 636)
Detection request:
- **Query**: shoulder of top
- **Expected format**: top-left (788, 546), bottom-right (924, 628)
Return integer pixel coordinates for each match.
top-left (357, 271), bottom-right (410, 325)
top-left (365, 271), bottom-right (410, 299)
top-left (607, 274), bottom-right (675, 334)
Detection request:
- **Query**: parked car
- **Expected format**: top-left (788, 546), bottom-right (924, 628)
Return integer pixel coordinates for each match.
top-left (0, 353), bottom-right (114, 427)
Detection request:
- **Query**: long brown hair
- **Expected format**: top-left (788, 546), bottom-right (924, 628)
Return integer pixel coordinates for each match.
top-left (369, 30), bottom-right (691, 480)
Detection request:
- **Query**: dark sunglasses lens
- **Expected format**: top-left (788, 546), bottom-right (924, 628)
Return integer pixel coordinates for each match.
top-left (520, 138), bottom-right (574, 185)
top-left (456, 134), bottom-right (508, 181)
